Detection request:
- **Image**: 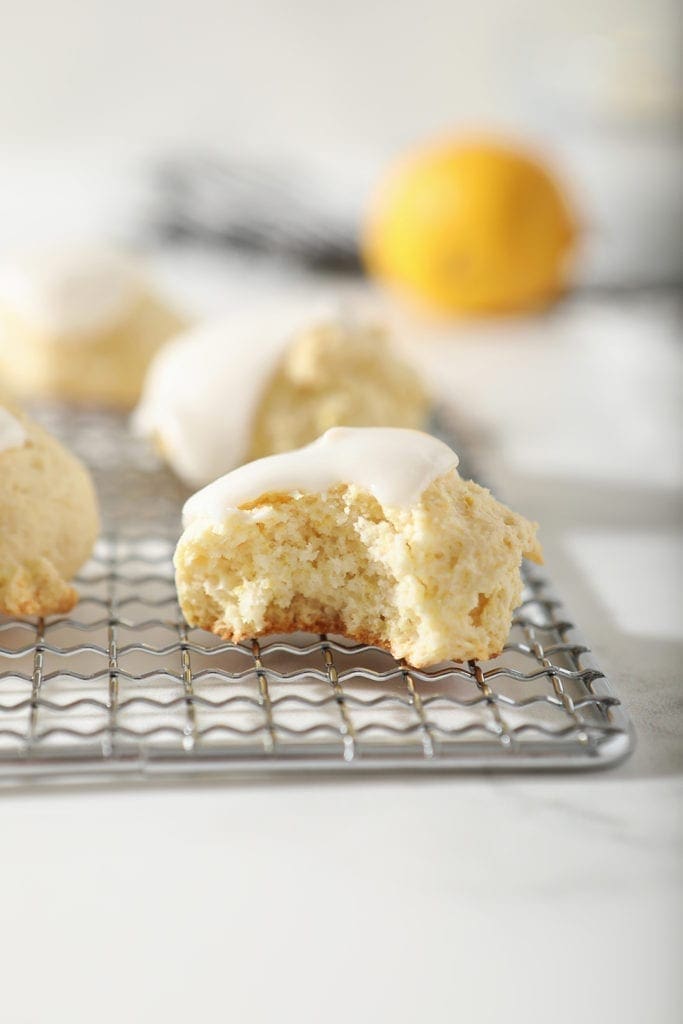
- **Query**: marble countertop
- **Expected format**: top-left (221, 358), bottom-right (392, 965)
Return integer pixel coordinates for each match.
top-left (1, 251), bottom-right (680, 1024)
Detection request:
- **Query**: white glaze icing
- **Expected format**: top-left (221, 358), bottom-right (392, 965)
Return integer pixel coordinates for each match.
top-left (0, 407), bottom-right (27, 453)
top-left (134, 302), bottom-right (339, 487)
top-left (0, 248), bottom-right (142, 337)
top-left (182, 427), bottom-right (459, 526)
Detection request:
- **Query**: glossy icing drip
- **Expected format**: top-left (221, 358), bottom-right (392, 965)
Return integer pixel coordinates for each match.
top-left (182, 426), bottom-right (459, 525)
top-left (135, 303), bottom-right (339, 487)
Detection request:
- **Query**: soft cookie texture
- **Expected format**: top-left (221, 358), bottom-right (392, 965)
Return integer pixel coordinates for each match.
top-left (135, 308), bottom-right (428, 487)
top-left (0, 248), bottom-right (185, 408)
top-left (174, 428), bottom-right (541, 668)
top-left (0, 403), bottom-right (100, 616)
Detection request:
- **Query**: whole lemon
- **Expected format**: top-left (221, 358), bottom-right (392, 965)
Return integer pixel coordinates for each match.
top-left (362, 138), bottom-right (577, 315)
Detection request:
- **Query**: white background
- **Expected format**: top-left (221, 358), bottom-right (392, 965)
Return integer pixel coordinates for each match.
top-left (0, 0), bottom-right (678, 151)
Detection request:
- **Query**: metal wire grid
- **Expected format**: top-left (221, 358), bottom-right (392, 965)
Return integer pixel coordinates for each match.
top-left (0, 407), bottom-right (633, 784)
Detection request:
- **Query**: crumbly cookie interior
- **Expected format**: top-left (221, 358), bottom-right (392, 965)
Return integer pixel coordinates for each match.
top-left (175, 469), bottom-right (541, 667)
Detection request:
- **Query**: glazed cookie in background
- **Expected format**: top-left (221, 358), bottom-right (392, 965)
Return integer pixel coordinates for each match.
top-left (0, 248), bottom-right (186, 409)
top-left (174, 427), bottom-right (542, 668)
top-left (134, 307), bottom-right (429, 487)
top-left (0, 402), bottom-right (100, 617)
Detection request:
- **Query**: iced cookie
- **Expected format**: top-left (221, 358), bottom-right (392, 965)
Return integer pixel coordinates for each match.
top-left (174, 427), bottom-right (541, 667)
top-left (0, 247), bottom-right (185, 408)
top-left (135, 308), bottom-right (428, 487)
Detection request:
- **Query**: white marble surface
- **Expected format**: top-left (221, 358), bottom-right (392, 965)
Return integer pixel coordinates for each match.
top-left (0, 249), bottom-right (681, 1024)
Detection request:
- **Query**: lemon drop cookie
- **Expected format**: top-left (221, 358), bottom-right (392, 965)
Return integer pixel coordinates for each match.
top-left (174, 427), bottom-right (541, 668)
top-left (0, 402), bottom-right (100, 616)
top-left (135, 307), bottom-right (428, 488)
top-left (0, 247), bottom-right (185, 408)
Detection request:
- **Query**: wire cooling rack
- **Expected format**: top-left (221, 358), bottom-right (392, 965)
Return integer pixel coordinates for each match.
top-left (0, 407), bottom-right (633, 785)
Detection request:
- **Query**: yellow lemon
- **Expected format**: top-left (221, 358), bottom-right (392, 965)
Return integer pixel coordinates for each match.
top-left (362, 138), bottom-right (577, 315)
